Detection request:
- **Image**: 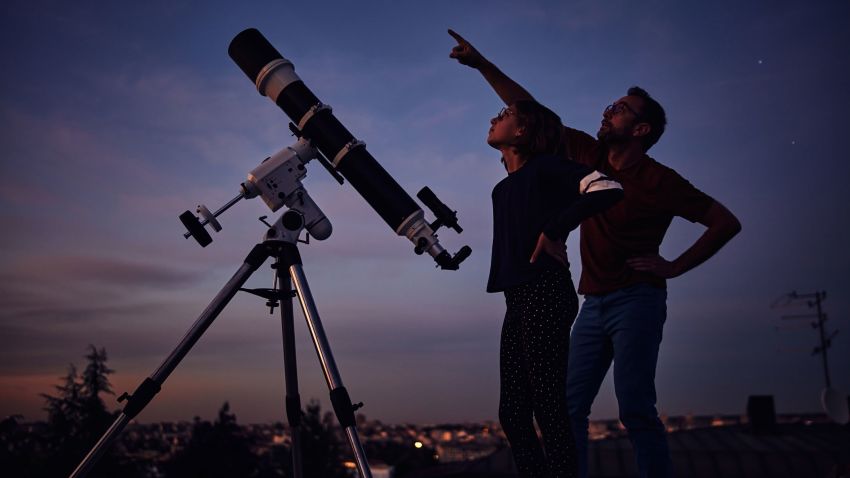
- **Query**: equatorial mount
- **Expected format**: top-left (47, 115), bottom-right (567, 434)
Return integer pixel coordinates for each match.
top-left (179, 132), bottom-right (470, 269)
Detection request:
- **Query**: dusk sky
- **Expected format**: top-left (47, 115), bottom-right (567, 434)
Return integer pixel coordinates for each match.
top-left (2, 1), bottom-right (848, 425)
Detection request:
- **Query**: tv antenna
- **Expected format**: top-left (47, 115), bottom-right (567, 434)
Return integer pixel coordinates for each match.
top-left (773, 290), bottom-right (847, 424)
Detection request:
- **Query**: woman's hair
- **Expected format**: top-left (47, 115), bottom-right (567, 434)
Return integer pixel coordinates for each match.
top-left (512, 99), bottom-right (564, 157)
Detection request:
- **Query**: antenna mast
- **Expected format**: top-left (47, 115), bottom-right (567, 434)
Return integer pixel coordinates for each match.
top-left (775, 290), bottom-right (838, 388)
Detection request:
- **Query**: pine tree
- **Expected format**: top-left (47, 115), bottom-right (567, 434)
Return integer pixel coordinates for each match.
top-left (36, 345), bottom-right (138, 477)
top-left (41, 364), bottom-right (84, 441)
top-left (79, 345), bottom-right (115, 440)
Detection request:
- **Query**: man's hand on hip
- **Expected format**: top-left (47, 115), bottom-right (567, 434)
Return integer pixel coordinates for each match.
top-left (626, 254), bottom-right (680, 279)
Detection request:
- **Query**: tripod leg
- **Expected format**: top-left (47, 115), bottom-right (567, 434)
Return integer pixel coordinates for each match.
top-left (289, 263), bottom-right (373, 478)
top-left (69, 244), bottom-right (271, 478)
top-left (276, 258), bottom-right (304, 478)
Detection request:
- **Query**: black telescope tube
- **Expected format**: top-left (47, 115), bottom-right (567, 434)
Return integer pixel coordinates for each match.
top-left (228, 28), bottom-right (420, 232)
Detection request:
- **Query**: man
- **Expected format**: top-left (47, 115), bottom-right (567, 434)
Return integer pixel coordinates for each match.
top-left (448, 30), bottom-right (741, 478)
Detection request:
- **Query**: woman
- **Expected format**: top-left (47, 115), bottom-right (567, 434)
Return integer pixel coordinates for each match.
top-left (486, 100), bottom-right (622, 478)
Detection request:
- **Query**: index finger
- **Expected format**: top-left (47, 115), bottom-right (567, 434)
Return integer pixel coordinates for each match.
top-left (447, 29), bottom-right (467, 45)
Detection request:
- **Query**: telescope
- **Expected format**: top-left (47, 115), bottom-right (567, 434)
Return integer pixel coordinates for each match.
top-left (181, 28), bottom-right (470, 270)
top-left (70, 29), bottom-right (470, 478)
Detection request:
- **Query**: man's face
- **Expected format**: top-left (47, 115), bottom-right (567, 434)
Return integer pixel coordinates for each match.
top-left (597, 95), bottom-right (644, 145)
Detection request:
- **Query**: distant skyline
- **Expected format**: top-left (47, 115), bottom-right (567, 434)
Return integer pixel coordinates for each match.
top-left (1, 1), bottom-right (849, 424)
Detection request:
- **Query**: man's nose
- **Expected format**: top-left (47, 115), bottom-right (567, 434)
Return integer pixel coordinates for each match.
top-left (490, 116), bottom-right (498, 125)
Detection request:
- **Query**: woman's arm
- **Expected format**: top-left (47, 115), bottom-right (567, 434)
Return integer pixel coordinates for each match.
top-left (448, 29), bottom-right (535, 105)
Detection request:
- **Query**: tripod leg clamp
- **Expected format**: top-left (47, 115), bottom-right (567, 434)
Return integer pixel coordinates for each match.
top-left (329, 387), bottom-right (359, 428)
top-left (118, 378), bottom-right (161, 420)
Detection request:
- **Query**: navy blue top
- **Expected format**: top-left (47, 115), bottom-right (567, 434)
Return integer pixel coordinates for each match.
top-left (487, 155), bottom-right (622, 293)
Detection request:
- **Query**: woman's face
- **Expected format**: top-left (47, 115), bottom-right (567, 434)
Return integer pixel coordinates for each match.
top-left (487, 106), bottom-right (524, 150)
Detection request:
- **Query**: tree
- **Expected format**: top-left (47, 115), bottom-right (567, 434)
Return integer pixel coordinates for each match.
top-left (252, 400), bottom-right (351, 478)
top-left (78, 345), bottom-right (115, 441)
top-left (0, 415), bottom-right (43, 478)
top-left (298, 400), bottom-right (349, 478)
top-left (41, 363), bottom-right (83, 441)
top-left (164, 402), bottom-right (256, 478)
top-left (35, 345), bottom-right (138, 477)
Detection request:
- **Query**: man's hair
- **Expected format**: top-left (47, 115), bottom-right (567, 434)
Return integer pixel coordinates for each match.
top-left (512, 99), bottom-right (564, 156)
top-left (627, 86), bottom-right (666, 151)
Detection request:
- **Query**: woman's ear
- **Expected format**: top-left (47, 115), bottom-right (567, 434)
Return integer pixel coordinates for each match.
top-left (515, 126), bottom-right (526, 139)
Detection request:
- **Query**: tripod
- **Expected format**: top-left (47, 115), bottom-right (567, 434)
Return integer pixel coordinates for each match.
top-left (70, 231), bottom-right (373, 478)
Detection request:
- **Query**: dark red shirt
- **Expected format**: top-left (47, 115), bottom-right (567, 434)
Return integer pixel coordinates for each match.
top-left (561, 127), bottom-right (715, 295)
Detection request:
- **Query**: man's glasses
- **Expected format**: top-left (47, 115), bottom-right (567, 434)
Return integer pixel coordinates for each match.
top-left (604, 102), bottom-right (640, 118)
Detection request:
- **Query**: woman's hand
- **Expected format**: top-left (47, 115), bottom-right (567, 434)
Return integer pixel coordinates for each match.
top-left (530, 232), bottom-right (568, 266)
top-left (448, 29), bottom-right (485, 69)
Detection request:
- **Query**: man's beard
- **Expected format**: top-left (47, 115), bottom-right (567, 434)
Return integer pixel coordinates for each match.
top-left (597, 124), bottom-right (631, 146)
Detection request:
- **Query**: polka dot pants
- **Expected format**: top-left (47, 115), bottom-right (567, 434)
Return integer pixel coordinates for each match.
top-left (500, 268), bottom-right (579, 478)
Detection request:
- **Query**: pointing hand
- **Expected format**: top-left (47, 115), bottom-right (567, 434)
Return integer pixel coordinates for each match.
top-left (448, 29), bottom-right (485, 69)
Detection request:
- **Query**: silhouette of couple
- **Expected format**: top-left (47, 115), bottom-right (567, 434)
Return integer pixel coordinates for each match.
top-left (448, 29), bottom-right (741, 478)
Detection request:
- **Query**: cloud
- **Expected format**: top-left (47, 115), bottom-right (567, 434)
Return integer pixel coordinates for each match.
top-left (0, 253), bottom-right (209, 371)
top-left (0, 107), bottom-right (175, 212)
top-left (0, 180), bottom-right (72, 213)
top-left (3, 254), bottom-right (201, 289)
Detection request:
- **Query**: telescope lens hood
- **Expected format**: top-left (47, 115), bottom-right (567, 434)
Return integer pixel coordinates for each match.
top-left (229, 28), bottom-right (284, 83)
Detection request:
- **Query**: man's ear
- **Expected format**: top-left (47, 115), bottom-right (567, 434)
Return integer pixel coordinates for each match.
top-left (632, 122), bottom-right (651, 139)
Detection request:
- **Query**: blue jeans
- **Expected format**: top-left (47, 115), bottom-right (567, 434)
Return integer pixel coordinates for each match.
top-left (566, 283), bottom-right (671, 478)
